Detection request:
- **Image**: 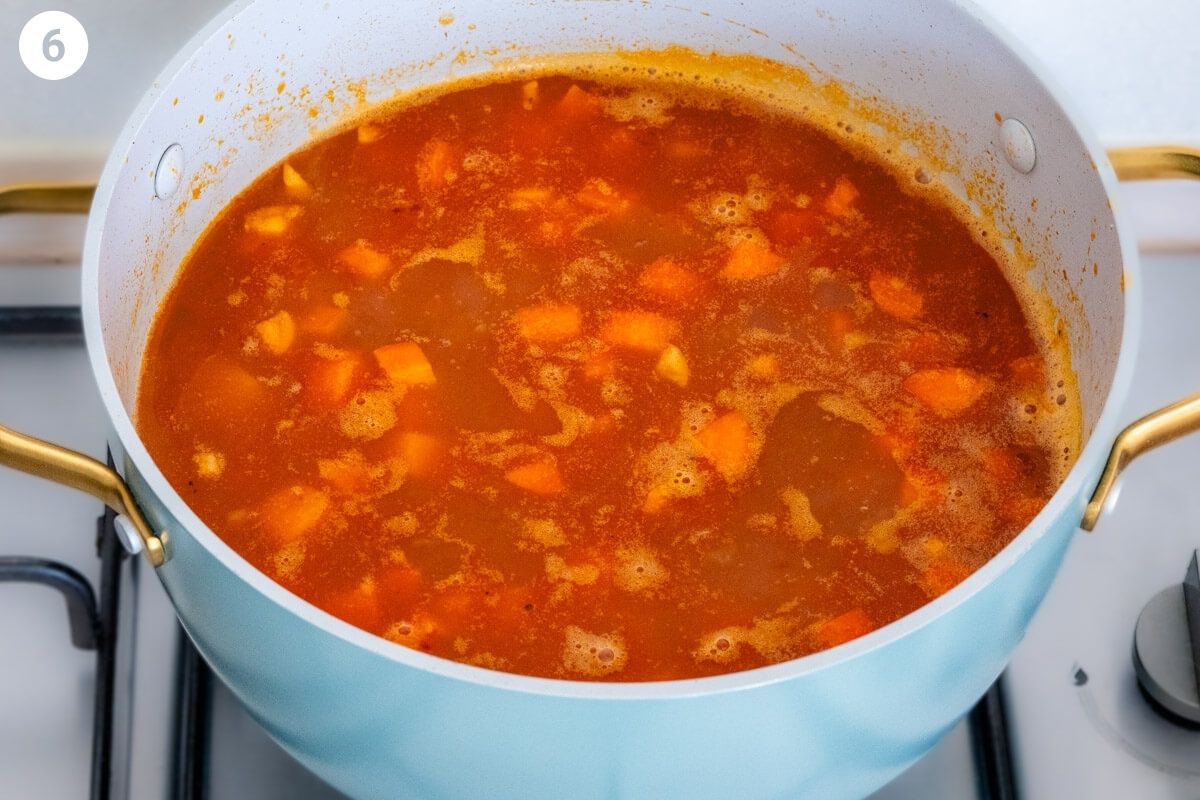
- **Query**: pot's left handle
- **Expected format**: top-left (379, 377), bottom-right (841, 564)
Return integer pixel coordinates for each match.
top-left (1082, 147), bottom-right (1200, 530)
top-left (0, 182), bottom-right (168, 566)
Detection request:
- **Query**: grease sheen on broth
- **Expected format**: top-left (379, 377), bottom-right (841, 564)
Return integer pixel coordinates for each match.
top-left (137, 65), bottom-right (1079, 681)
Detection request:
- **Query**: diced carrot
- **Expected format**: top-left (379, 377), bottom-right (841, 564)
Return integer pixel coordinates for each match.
top-left (869, 273), bottom-right (924, 320)
top-left (281, 163), bottom-right (313, 200)
top-left (505, 458), bottom-right (565, 495)
top-left (638, 257), bottom-right (704, 304)
top-left (904, 368), bottom-right (990, 417)
top-left (416, 138), bottom-right (459, 193)
top-left (307, 355), bottom-right (359, 408)
top-left (822, 176), bottom-right (860, 217)
top-left (244, 204), bottom-right (303, 236)
top-left (301, 305), bottom-right (347, 337)
top-left (261, 485), bottom-right (330, 545)
top-left (721, 239), bottom-right (785, 280)
top-left (601, 311), bottom-right (679, 353)
top-left (374, 342), bottom-right (436, 386)
top-left (1009, 354), bottom-right (1045, 390)
top-left (328, 579), bottom-right (381, 630)
top-left (317, 453), bottom-right (370, 494)
top-left (337, 240), bottom-right (391, 278)
top-left (377, 565), bottom-right (422, 603)
top-left (255, 311), bottom-right (296, 355)
top-left (654, 345), bottom-right (689, 387)
top-left (398, 432), bottom-right (445, 479)
top-left (556, 84), bottom-right (601, 119)
top-left (767, 207), bottom-right (821, 245)
top-left (513, 303), bottom-right (582, 344)
top-left (813, 608), bottom-right (873, 650)
top-left (919, 558), bottom-right (972, 598)
top-left (696, 411), bottom-right (755, 481)
top-left (521, 80), bottom-right (540, 111)
top-left (575, 179), bottom-right (630, 215)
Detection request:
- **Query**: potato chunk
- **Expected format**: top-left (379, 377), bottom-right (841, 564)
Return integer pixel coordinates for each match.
top-left (505, 458), bottom-right (564, 495)
top-left (513, 303), bottom-right (582, 344)
top-left (281, 163), bottom-right (313, 200)
top-left (261, 485), bottom-right (329, 545)
top-left (654, 345), bottom-right (689, 387)
top-left (822, 176), bottom-right (860, 217)
top-left (255, 311), bottom-right (296, 355)
top-left (869, 273), bottom-right (923, 320)
top-left (601, 311), bottom-right (679, 353)
top-left (722, 239), bottom-right (785, 280)
top-left (416, 138), bottom-right (459, 192)
top-left (904, 368), bottom-right (990, 417)
top-left (337, 240), bottom-right (392, 278)
top-left (374, 343), bottom-right (436, 386)
top-left (638, 257), bottom-right (703, 304)
top-left (696, 411), bottom-right (755, 481)
top-left (244, 205), bottom-right (303, 237)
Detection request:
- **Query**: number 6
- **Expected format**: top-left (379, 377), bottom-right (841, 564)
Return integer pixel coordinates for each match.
top-left (43, 28), bottom-right (65, 62)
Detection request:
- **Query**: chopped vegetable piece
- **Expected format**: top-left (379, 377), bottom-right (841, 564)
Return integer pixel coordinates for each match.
top-left (357, 123), bottom-right (384, 144)
top-left (337, 240), bottom-right (391, 278)
top-left (281, 163), bottom-right (313, 200)
top-left (869, 273), bottom-right (924, 320)
top-left (812, 608), bottom-right (872, 649)
top-left (244, 204), bottom-right (303, 236)
top-left (328, 579), bottom-right (381, 629)
top-left (696, 411), bottom-right (755, 481)
top-left (255, 311), bottom-right (296, 355)
top-left (746, 353), bottom-right (780, 380)
top-left (374, 342), bottom-right (436, 386)
top-left (521, 80), bottom-right (540, 111)
top-left (416, 138), bottom-right (459, 193)
top-left (505, 459), bottom-right (565, 495)
top-left (307, 355), bottom-right (359, 408)
top-left (508, 186), bottom-right (555, 210)
top-left (513, 303), bottom-right (582, 344)
top-left (601, 311), bottom-right (679, 353)
top-left (638, 258), bottom-right (703, 304)
top-left (822, 176), bottom-right (860, 217)
top-left (654, 345), bottom-right (689, 387)
top-left (722, 239), bottom-right (785, 280)
top-left (575, 179), bottom-right (630, 215)
top-left (557, 84), bottom-right (601, 119)
top-left (905, 368), bottom-right (990, 417)
top-left (261, 485), bottom-right (329, 545)
top-left (301, 305), bottom-right (348, 337)
top-left (318, 453), bottom-right (371, 494)
top-left (193, 448), bottom-right (226, 479)
top-left (398, 432), bottom-right (445, 478)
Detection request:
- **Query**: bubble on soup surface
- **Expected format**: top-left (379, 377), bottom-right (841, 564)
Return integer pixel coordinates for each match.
top-left (614, 544), bottom-right (668, 594)
top-left (338, 389), bottom-right (399, 440)
top-left (562, 626), bottom-right (628, 676)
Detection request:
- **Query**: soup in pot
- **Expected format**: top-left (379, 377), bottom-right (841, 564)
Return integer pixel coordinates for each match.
top-left (137, 60), bottom-right (1079, 680)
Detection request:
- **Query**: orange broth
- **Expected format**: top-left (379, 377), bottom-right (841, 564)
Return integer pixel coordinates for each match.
top-left (137, 70), bottom-right (1078, 680)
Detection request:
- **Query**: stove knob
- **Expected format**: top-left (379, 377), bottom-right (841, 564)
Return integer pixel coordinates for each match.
top-left (1133, 551), bottom-right (1200, 728)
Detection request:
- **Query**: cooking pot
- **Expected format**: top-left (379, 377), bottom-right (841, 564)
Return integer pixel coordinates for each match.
top-left (3, 1), bottom-right (1200, 797)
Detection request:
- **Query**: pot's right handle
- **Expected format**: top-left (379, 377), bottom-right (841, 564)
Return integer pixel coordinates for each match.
top-left (1081, 146), bottom-right (1200, 531)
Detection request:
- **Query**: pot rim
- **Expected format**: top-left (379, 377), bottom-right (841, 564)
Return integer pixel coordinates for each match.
top-left (80, 0), bottom-right (1144, 701)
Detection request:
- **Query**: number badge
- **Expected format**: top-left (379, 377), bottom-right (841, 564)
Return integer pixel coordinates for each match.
top-left (19, 10), bottom-right (89, 81)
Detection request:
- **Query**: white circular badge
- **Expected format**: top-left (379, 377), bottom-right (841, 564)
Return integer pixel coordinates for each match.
top-left (19, 11), bottom-right (88, 81)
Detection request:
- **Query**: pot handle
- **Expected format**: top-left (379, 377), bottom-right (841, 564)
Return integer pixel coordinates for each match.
top-left (1081, 146), bottom-right (1200, 531)
top-left (0, 182), bottom-right (167, 566)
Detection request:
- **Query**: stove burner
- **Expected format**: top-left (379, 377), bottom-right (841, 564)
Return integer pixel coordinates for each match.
top-left (1134, 551), bottom-right (1200, 728)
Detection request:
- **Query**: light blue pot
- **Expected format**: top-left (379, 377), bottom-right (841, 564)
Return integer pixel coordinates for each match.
top-left (71, 0), bottom-right (1154, 798)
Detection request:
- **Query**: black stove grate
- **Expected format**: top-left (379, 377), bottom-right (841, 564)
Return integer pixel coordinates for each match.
top-left (2, 303), bottom-right (1020, 800)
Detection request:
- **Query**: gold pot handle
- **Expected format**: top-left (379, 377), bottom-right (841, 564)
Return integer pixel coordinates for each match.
top-left (0, 182), bottom-right (167, 566)
top-left (1081, 146), bottom-right (1200, 531)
